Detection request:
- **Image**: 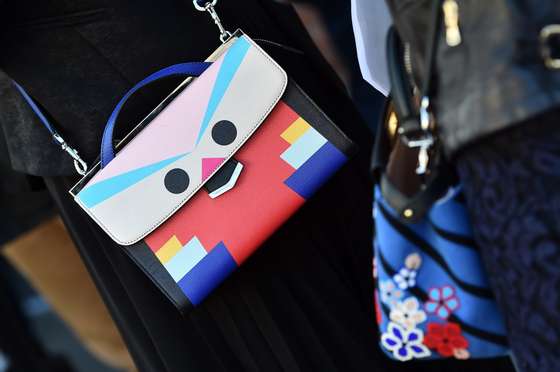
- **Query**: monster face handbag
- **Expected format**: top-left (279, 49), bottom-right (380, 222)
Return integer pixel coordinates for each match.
top-left (371, 1), bottom-right (510, 362)
top-left (14, 1), bottom-right (356, 312)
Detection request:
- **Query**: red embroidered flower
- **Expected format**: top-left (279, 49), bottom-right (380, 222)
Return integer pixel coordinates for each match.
top-left (374, 290), bottom-right (382, 325)
top-left (423, 322), bottom-right (469, 357)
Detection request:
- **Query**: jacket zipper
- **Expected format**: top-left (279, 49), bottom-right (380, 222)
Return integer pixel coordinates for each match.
top-left (443, 0), bottom-right (462, 46)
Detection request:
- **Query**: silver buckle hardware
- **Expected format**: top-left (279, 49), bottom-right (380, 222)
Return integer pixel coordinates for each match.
top-left (419, 96), bottom-right (432, 131)
top-left (400, 131), bottom-right (434, 176)
top-left (52, 133), bottom-right (88, 175)
top-left (540, 24), bottom-right (560, 69)
top-left (399, 97), bottom-right (434, 175)
top-left (193, 0), bottom-right (232, 43)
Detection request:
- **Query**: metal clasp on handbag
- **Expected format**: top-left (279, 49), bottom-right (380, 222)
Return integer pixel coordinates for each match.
top-left (52, 132), bottom-right (88, 175)
top-left (398, 97), bottom-right (434, 175)
top-left (540, 24), bottom-right (560, 69)
top-left (193, 0), bottom-right (232, 43)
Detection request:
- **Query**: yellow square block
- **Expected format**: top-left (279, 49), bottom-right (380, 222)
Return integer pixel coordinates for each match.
top-left (156, 235), bottom-right (183, 264)
top-left (281, 117), bottom-right (311, 144)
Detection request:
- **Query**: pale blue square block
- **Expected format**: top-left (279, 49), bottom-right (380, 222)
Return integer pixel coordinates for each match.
top-left (280, 127), bottom-right (327, 169)
top-left (164, 236), bottom-right (208, 282)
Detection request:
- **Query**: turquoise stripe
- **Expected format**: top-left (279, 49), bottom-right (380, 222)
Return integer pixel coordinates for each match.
top-left (196, 36), bottom-right (251, 144)
top-left (78, 154), bottom-right (185, 208)
top-left (164, 236), bottom-right (207, 281)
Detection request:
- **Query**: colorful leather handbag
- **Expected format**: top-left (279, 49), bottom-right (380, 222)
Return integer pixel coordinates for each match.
top-left (14, 4), bottom-right (356, 312)
top-left (370, 14), bottom-right (510, 361)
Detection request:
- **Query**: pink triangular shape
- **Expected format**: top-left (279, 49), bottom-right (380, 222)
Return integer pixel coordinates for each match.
top-left (202, 157), bottom-right (225, 180)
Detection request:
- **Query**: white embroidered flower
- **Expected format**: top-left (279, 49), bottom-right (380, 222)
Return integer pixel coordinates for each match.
top-left (392, 253), bottom-right (422, 290)
top-left (390, 297), bottom-right (427, 330)
top-left (393, 267), bottom-right (417, 290)
top-left (381, 322), bottom-right (431, 361)
top-left (379, 280), bottom-right (403, 307)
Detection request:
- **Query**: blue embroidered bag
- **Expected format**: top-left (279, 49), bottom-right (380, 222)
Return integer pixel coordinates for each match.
top-left (372, 17), bottom-right (510, 361)
top-left (373, 185), bottom-right (510, 361)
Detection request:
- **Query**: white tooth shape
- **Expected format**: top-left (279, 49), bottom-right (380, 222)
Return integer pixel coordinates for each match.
top-left (209, 162), bottom-right (244, 199)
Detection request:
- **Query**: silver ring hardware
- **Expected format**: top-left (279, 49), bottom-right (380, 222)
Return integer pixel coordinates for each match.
top-left (193, 0), bottom-right (217, 12)
top-left (540, 24), bottom-right (560, 69)
top-left (192, 0), bottom-right (232, 43)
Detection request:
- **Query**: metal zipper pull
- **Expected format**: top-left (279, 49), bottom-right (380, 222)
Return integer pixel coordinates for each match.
top-left (443, 0), bottom-right (462, 47)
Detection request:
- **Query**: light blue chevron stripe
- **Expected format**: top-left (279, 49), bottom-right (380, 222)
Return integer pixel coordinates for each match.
top-left (78, 154), bottom-right (185, 208)
top-left (196, 36), bottom-right (251, 144)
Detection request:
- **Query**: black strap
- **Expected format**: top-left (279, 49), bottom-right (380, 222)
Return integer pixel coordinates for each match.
top-left (421, 0), bottom-right (444, 98)
top-left (378, 0), bottom-right (452, 222)
top-left (385, 28), bottom-right (414, 122)
top-left (379, 170), bottom-right (451, 223)
top-left (388, 0), bottom-right (443, 129)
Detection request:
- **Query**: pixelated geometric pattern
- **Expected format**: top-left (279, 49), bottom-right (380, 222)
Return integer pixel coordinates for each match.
top-left (280, 117), bottom-right (347, 198)
top-left (144, 100), bottom-right (348, 305)
top-left (178, 242), bottom-right (237, 305)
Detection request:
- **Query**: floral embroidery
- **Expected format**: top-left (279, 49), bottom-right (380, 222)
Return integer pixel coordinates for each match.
top-left (424, 286), bottom-right (460, 319)
top-left (381, 322), bottom-right (431, 361)
top-left (405, 253), bottom-right (422, 270)
top-left (379, 280), bottom-right (403, 307)
top-left (393, 267), bottom-right (417, 290)
top-left (372, 256), bottom-right (378, 279)
top-left (453, 348), bottom-right (470, 360)
top-left (393, 253), bottom-right (422, 290)
top-left (424, 322), bottom-right (469, 358)
top-left (390, 297), bottom-right (427, 330)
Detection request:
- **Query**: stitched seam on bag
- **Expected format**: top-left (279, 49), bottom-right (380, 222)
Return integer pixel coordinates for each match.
top-left (76, 35), bottom-right (288, 245)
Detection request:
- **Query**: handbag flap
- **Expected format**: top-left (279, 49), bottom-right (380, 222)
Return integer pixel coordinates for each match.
top-left (74, 35), bottom-right (287, 245)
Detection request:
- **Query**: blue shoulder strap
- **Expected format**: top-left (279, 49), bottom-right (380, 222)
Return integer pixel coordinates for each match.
top-left (13, 82), bottom-right (57, 139)
top-left (13, 61), bottom-right (211, 174)
top-left (13, 81), bottom-right (89, 175)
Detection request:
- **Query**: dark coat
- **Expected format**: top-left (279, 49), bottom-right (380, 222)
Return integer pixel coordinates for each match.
top-left (0, 0), bottom-right (357, 176)
top-left (386, 0), bottom-right (560, 155)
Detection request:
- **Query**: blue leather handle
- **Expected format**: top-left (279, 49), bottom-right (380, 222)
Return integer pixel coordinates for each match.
top-left (100, 62), bottom-right (212, 168)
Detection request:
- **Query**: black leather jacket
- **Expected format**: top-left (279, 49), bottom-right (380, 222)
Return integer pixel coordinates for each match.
top-left (386, 0), bottom-right (560, 156)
